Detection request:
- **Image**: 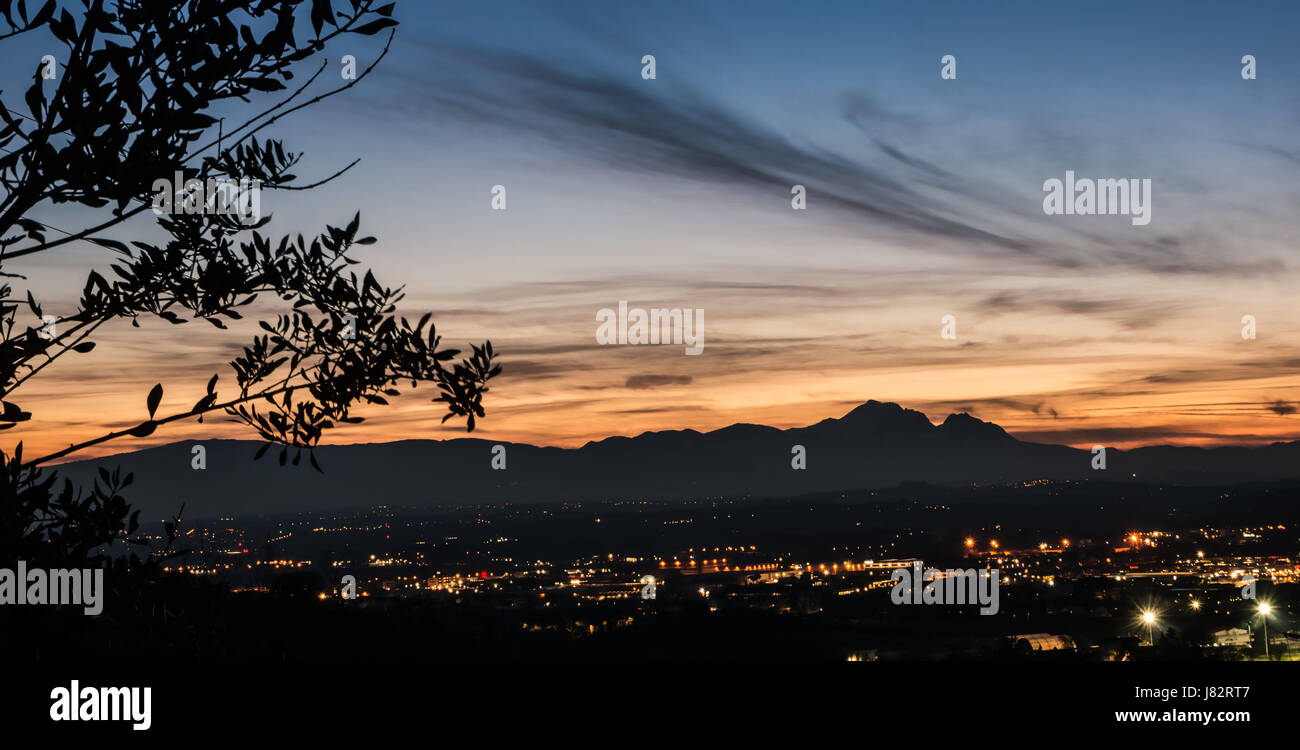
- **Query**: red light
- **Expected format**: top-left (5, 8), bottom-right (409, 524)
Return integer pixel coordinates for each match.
top-left (479, 570), bottom-right (488, 580)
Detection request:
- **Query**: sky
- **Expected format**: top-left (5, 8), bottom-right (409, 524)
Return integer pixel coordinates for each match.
top-left (8, 0), bottom-right (1300, 462)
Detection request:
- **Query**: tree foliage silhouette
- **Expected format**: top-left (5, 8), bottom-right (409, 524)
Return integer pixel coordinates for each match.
top-left (0, 0), bottom-right (499, 568)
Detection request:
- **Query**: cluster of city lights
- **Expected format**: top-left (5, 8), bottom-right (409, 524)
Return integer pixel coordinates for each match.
top-left (1137, 600), bottom-right (1276, 653)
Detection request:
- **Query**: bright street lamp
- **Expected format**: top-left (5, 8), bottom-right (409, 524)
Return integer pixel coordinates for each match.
top-left (1141, 610), bottom-right (1157, 647)
top-left (1258, 602), bottom-right (1273, 659)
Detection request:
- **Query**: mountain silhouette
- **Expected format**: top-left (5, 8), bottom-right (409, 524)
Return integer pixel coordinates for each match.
top-left (48, 400), bottom-right (1300, 520)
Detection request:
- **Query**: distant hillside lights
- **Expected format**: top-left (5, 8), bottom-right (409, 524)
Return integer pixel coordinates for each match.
top-left (1042, 171), bottom-right (1151, 226)
top-left (596, 302), bottom-right (704, 355)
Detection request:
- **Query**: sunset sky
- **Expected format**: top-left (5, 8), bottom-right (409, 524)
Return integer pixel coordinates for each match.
top-left (9, 0), bottom-right (1300, 462)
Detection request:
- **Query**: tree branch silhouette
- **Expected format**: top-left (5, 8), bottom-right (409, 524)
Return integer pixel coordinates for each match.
top-left (0, 0), bottom-right (500, 570)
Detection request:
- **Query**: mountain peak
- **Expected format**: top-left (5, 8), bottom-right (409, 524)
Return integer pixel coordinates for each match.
top-left (939, 412), bottom-right (1011, 439)
top-left (838, 401), bottom-right (936, 433)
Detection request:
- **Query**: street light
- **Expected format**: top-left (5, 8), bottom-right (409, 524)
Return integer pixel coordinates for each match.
top-left (1258, 602), bottom-right (1273, 660)
top-left (1141, 610), bottom-right (1157, 647)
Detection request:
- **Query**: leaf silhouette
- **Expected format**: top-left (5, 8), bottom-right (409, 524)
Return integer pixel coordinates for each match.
top-left (146, 383), bottom-right (163, 418)
top-left (129, 421), bottom-right (157, 438)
